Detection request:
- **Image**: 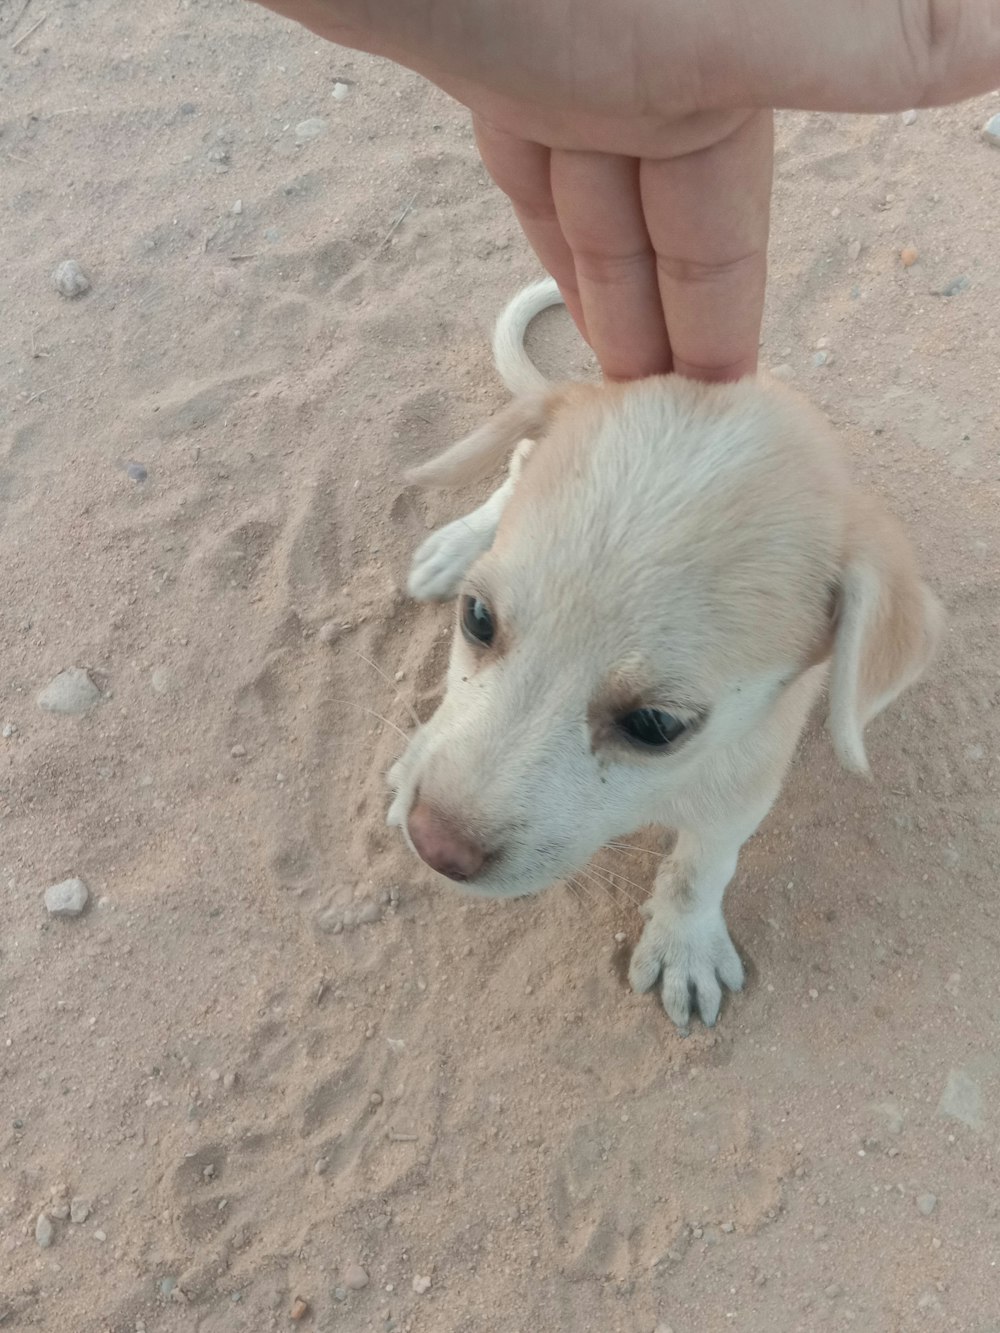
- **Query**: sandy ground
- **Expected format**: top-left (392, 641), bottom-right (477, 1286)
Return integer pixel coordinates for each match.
top-left (2, 3), bottom-right (1000, 1331)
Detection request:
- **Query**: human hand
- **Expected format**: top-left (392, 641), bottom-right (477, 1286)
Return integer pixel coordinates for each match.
top-left (251, 0), bottom-right (1000, 381)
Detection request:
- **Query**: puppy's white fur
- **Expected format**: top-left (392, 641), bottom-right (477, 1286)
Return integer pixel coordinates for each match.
top-left (389, 279), bottom-right (942, 1031)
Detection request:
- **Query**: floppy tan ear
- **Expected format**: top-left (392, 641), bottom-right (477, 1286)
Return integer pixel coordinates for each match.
top-left (827, 492), bottom-right (944, 774)
top-left (405, 391), bottom-right (553, 489)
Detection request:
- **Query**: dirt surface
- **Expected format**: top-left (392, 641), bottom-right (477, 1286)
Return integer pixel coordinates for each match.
top-left (2, 3), bottom-right (1000, 1331)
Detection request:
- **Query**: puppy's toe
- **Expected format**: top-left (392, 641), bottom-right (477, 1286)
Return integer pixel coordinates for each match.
top-left (630, 910), bottom-right (744, 1032)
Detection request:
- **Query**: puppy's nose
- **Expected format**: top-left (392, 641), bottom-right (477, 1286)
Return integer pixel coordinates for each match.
top-left (406, 800), bottom-right (486, 882)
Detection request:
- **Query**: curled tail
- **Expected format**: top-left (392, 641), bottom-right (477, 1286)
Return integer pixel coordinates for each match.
top-left (491, 276), bottom-right (563, 395)
top-left (406, 277), bottom-right (565, 488)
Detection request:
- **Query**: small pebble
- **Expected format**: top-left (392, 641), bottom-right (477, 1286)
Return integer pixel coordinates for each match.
top-left (825, 1283), bottom-right (844, 1300)
top-left (44, 877), bottom-right (89, 918)
top-left (982, 113), bottom-right (1000, 147)
top-left (232, 199), bottom-right (243, 214)
top-left (344, 1263), bottom-right (369, 1291)
top-left (159, 1277), bottom-right (177, 1298)
top-left (900, 246), bottom-right (919, 268)
top-left (2, 723), bottom-right (17, 738)
top-left (93, 1228), bottom-right (107, 1243)
top-left (35, 1213), bottom-right (54, 1248)
top-left (614, 931), bottom-right (626, 944)
top-left (230, 744), bottom-right (247, 758)
top-left (52, 259), bottom-right (91, 299)
top-left (938, 1068), bottom-right (984, 1129)
top-left (811, 351), bottom-right (831, 368)
top-left (49, 1202), bottom-right (70, 1221)
top-left (295, 117), bottom-right (328, 143)
top-left (721, 1221), bottom-right (735, 1234)
top-left (150, 666), bottom-right (173, 694)
top-left (180, 102), bottom-right (197, 115)
top-left (935, 275), bottom-right (970, 298)
top-left (70, 1198), bottom-right (91, 1224)
top-left (847, 239), bottom-right (862, 261)
top-left (37, 667), bottom-right (101, 715)
top-left (370, 1091), bottom-right (383, 1106)
top-left (290, 1296), bottom-right (310, 1321)
top-left (332, 81), bottom-right (350, 100)
top-left (222, 1071), bottom-right (237, 1091)
top-left (314, 1158), bottom-right (329, 1175)
top-left (317, 621), bottom-right (341, 645)
top-left (901, 109), bottom-right (918, 125)
top-left (412, 1275), bottom-right (431, 1294)
top-left (127, 462), bottom-right (148, 483)
top-left (917, 1193), bottom-right (938, 1216)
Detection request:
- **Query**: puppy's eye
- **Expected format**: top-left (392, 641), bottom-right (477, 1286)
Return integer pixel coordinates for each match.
top-left (616, 707), bottom-right (687, 749)
top-left (461, 595), bottom-right (495, 647)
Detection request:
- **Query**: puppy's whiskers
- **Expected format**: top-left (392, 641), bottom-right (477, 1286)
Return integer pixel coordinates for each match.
top-left (604, 840), bottom-right (667, 862)
top-left (343, 646), bottom-right (421, 728)
top-left (328, 697), bottom-right (409, 741)
top-left (581, 861), bottom-right (647, 909)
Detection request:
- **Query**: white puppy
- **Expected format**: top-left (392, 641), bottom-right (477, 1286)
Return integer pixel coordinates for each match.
top-left (388, 279), bottom-right (942, 1032)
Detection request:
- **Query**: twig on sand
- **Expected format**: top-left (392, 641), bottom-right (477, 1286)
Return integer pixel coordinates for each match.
top-left (11, 11), bottom-right (47, 49)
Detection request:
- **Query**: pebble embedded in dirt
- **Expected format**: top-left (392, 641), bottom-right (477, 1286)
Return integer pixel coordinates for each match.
top-left (317, 620), bottom-right (341, 645)
top-left (344, 1263), bottom-right (369, 1291)
top-left (901, 246), bottom-right (919, 267)
top-left (412, 1275), bottom-right (431, 1294)
top-left (290, 1296), bottom-right (309, 1320)
top-left (52, 259), bottom-right (91, 298)
top-left (983, 113), bottom-right (1000, 147)
top-left (917, 1193), bottom-right (938, 1216)
top-left (295, 118), bottom-right (327, 144)
top-left (35, 1213), bottom-right (54, 1248)
top-left (847, 239), bottom-right (862, 261)
top-left (37, 667), bottom-right (101, 715)
top-left (44, 877), bottom-right (90, 918)
top-left (70, 1197), bottom-right (91, 1224)
top-left (2, 722), bottom-right (16, 738)
top-left (938, 1068), bottom-right (984, 1129)
top-left (332, 81), bottom-right (350, 100)
top-left (901, 109), bottom-right (918, 125)
top-left (127, 462), bottom-right (148, 483)
top-left (49, 1201), bottom-right (70, 1220)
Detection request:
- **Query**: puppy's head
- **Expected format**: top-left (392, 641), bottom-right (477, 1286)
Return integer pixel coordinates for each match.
top-left (390, 379), bottom-right (941, 897)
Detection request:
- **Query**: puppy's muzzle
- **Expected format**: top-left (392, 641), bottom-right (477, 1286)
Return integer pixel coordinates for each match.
top-left (407, 799), bottom-right (488, 883)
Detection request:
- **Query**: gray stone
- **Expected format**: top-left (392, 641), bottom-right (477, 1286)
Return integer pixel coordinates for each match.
top-left (35, 1213), bottom-right (54, 1248)
top-left (44, 877), bottom-right (89, 918)
top-left (70, 1197), bottom-right (91, 1224)
top-left (344, 1263), bottom-right (368, 1291)
top-left (52, 259), bottom-right (90, 298)
top-left (294, 118), bottom-right (328, 144)
top-left (901, 109), bottom-right (918, 125)
top-left (983, 113), bottom-right (1000, 147)
top-left (939, 1068), bottom-right (984, 1129)
top-left (37, 667), bottom-right (100, 715)
top-left (916, 1193), bottom-right (938, 1216)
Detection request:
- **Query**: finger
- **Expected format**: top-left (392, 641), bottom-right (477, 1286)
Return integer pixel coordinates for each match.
top-left (549, 150), bottom-right (672, 380)
top-left (473, 118), bottom-right (589, 344)
top-left (640, 111), bottom-right (773, 382)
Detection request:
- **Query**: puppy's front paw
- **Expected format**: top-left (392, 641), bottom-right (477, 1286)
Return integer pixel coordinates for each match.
top-left (629, 909), bottom-right (744, 1032)
top-left (407, 519), bottom-right (487, 602)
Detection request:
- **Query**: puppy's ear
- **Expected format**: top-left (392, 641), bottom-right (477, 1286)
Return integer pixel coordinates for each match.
top-left (826, 492), bottom-right (944, 774)
top-left (405, 390), bottom-right (558, 489)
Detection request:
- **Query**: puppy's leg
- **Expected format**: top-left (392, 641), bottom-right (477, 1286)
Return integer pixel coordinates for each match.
top-left (408, 439), bottom-right (534, 602)
top-left (627, 816), bottom-right (759, 1032)
top-left (630, 672), bottom-right (822, 1031)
